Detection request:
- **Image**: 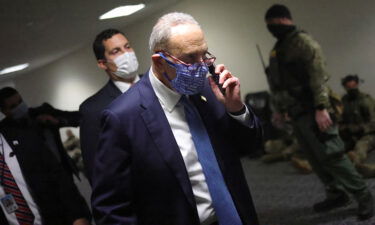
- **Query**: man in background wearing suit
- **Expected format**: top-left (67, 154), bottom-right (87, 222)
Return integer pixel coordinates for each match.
top-left (0, 88), bottom-right (81, 179)
top-left (92, 12), bottom-right (262, 225)
top-left (79, 28), bottom-right (142, 182)
top-left (0, 87), bottom-right (91, 225)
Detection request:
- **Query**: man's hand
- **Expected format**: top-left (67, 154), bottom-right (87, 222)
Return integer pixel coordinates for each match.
top-left (72, 218), bottom-right (90, 225)
top-left (315, 109), bottom-right (332, 132)
top-left (36, 114), bottom-right (59, 125)
top-left (208, 64), bottom-right (244, 113)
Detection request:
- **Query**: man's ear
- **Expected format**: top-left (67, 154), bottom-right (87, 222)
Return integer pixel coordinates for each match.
top-left (97, 59), bottom-right (108, 70)
top-left (151, 54), bottom-right (164, 71)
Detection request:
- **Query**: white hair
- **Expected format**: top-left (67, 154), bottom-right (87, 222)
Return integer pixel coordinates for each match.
top-left (149, 12), bottom-right (200, 52)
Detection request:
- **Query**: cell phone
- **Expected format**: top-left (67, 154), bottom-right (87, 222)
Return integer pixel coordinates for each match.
top-left (208, 64), bottom-right (225, 95)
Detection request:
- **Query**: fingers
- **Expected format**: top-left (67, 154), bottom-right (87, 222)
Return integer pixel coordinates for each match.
top-left (214, 64), bottom-right (236, 89)
top-left (222, 76), bottom-right (239, 89)
top-left (214, 64), bottom-right (241, 97)
top-left (208, 76), bottom-right (225, 101)
top-left (318, 117), bottom-right (333, 132)
top-left (214, 64), bottom-right (232, 84)
top-left (326, 118), bottom-right (333, 130)
top-left (209, 64), bottom-right (244, 112)
top-left (316, 109), bottom-right (333, 132)
top-left (214, 64), bottom-right (225, 75)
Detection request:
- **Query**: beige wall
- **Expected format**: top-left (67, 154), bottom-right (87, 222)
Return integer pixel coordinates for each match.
top-left (120, 0), bottom-right (375, 97)
top-left (1, 0), bottom-right (375, 138)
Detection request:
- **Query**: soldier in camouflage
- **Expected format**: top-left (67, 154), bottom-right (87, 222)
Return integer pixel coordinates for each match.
top-left (264, 4), bottom-right (373, 220)
top-left (340, 75), bottom-right (375, 177)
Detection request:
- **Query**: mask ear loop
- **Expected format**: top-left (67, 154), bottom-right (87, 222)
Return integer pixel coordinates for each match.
top-left (158, 52), bottom-right (177, 68)
top-left (158, 52), bottom-right (177, 82)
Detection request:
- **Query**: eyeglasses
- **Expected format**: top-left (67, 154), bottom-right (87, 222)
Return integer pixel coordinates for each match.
top-left (159, 51), bottom-right (216, 67)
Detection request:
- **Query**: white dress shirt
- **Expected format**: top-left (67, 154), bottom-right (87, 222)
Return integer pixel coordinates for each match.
top-left (149, 69), bottom-right (250, 225)
top-left (0, 134), bottom-right (42, 225)
top-left (113, 74), bottom-right (140, 93)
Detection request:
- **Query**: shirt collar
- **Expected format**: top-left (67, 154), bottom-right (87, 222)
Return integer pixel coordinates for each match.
top-left (113, 75), bottom-right (140, 93)
top-left (149, 68), bottom-right (181, 112)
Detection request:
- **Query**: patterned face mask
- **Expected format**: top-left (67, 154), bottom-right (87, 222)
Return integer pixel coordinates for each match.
top-left (159, 52), bottom-right (208, 95)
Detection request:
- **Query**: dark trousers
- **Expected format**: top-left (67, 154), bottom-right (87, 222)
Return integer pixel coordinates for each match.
top-left (292, 113), bottom-right (368, 200)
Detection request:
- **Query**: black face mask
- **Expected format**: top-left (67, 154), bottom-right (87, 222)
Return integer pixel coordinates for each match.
top-left (347, 88), bottom-right (359, 98)
top-left (267, 24), bottom-right (296, 39)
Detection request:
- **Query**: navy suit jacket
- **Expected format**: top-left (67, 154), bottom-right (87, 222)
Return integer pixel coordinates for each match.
top-left (92, 72), bottom-right (261, 225)
top-left (79, 80), bottom-right (122, 182)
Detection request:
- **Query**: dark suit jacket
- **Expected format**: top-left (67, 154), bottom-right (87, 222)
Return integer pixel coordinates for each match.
top-left (28, 103), bottom-right (81, 178)
top-left (91, 72), bottom-right (261, 225)
top-left (79, 80), bottom-right (122, 182)
top-left (0, 115), bottom-right (91, 225)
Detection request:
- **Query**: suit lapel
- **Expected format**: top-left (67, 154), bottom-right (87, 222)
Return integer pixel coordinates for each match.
top-left (0, 125), bottom-right (40, 185)
top-left (190, 80), bottom-right (221, 122)
top-left (138, 73), bottom-right (196, 209)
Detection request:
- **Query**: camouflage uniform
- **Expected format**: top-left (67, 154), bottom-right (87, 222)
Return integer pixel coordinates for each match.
top-left (267, 28), bottom-right (369, 201)
top-left (340, 91), bottom-right (375, 177)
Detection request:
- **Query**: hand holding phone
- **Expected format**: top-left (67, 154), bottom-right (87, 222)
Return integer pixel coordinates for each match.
top-left (208, 65), bottom-right (225, 95)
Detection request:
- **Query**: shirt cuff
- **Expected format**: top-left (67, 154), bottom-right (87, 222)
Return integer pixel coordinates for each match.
top-left (228, 105), bottom-right (251, 127)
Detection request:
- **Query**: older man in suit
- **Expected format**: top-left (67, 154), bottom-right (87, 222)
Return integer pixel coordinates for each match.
top-left (91, 12), bottom-right (262, 225)
top-left (79, 29), bottom-right (142, 182)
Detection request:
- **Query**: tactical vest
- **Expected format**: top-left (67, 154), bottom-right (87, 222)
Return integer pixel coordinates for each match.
top-left (268, 30), bottom-right (314, 118)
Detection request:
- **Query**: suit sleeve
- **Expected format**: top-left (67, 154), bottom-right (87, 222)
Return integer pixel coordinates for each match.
top-left (31, 103), bottom-right (81, 127)
top-left (91, 110), bottom-right (137, 225)
top-left (79, 105), bottom-right (100, 182)
top-left (49, 105), bottom-right (81, 127)
top-left (41, 141), bottom-right (92, 223)
top-left (229, 106), bottom-right (263, 155)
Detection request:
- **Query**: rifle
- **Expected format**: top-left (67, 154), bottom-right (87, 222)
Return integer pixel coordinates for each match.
top-left (256, 44), bottom-right (267, 72)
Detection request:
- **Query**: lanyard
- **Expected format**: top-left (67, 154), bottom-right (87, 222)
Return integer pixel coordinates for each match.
top-left (0, 136), bottom-right (5, 185)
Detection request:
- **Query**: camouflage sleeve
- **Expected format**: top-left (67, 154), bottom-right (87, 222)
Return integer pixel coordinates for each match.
top-left (269, 90), bottom-right (285, 113)
top-left (295, 33), bottom-right (331, 109)
top-left (362, 96), bottom-right (375, 134)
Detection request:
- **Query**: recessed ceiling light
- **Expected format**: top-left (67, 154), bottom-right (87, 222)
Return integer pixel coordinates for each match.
top-left (99, 4), bottom-right (145, 20)
top-left (0, 63), bottom-right (29, 75)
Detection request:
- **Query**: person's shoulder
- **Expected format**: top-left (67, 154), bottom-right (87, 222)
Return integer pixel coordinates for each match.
top-left (290, 30), bottom-right (322, 55)
top-left (359, 92), bottom-right (375, 102)
top-left (80, 93), bottom-right (99, 111)
top-left (299, 32), bottom-right (320, 46)
top-left (106, 82), bottom-right (141, 115)
top-left (79, 83), bottom-right (112, 112)
top-left (360, 92), bottom-right (372, 97)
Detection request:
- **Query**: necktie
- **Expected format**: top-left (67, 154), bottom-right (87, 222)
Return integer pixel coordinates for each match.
top-left (0, 153), bottom-right (35, 225)
top-left (180, 96), bottom-right (242, 225)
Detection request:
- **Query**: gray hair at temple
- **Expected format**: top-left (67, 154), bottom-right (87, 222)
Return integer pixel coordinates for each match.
top-left (149, 12), bottom-right (200, 52)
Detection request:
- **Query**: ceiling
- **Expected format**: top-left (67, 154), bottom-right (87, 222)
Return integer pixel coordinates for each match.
top-left (0, 0), bottom-right (180, 80)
